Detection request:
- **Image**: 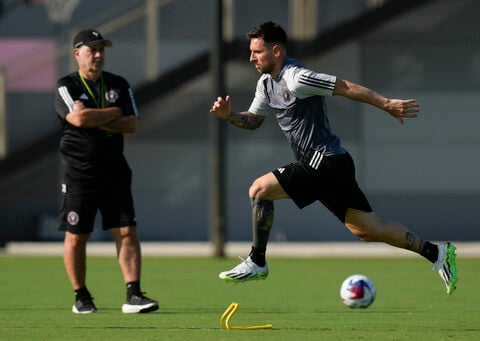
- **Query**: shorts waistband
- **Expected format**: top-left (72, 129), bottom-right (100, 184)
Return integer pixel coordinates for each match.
top-left (301, 146), bottom-right (327, 170)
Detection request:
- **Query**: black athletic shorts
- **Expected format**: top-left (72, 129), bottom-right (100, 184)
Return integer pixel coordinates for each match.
top-left (272, 152), bottom-right (372, 223)
top-left (59, 173), bottom-right (136, 234)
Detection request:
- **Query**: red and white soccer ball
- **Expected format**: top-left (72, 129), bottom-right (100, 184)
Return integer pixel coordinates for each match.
top-left (340, 274), bottom-right (376, 309)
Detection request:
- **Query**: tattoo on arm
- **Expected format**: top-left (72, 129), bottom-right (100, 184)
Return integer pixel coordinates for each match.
top-left (226, 111), bottom-right (264, 130)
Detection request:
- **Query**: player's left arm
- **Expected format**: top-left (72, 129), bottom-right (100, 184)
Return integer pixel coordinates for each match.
top-left (98, 115), bottom-right (137, 134)
top-left (332, 78), bottom-right (419, 124)
top-left (98, 84), bottom-right (138, 134)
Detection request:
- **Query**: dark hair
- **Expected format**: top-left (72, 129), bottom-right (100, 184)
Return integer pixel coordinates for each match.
top-left (247, 21), bottom-right (287, 45)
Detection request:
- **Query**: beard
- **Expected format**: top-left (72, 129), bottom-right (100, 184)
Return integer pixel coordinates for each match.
top-left (255, 62), bottom-right (274, 75)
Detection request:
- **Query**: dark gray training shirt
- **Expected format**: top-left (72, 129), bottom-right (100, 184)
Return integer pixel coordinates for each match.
top-left (248, 58), bottom-right (346, 163)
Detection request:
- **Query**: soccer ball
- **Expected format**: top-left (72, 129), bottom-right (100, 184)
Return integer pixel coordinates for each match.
top-left (340, 274), bottom-right (376, 309)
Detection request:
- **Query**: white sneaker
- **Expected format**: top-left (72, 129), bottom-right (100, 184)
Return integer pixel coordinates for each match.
top-left (219, 256), bottom-right (269, 283)
top-left (432, 242), bottom-right (458, 295)
top-left (121, 293), bottom-right (159, 313)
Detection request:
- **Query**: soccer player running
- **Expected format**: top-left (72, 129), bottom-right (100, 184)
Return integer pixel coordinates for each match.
top-left (55, 29), bottom-right (158, 313)
top-left (209, 21), bottom-right (457, 294)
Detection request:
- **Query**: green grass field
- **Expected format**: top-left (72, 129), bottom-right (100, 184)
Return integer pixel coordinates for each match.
top-left (1, 256), bottom-right (479, 340)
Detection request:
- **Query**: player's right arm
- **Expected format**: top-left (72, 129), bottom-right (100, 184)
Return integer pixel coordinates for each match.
top-left (210, 95), bottom-right (265, 130)
top-left (66, 100), bottom-right (123, 128)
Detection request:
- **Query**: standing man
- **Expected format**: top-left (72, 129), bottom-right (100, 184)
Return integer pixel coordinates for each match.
top-left (209, 21), bottom-right (457, 294)
top-left (55, 29), bottom-right (158, 313)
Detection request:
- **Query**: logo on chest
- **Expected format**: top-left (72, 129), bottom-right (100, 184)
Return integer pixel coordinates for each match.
top-left (105, 89), bottom-right (119, 103)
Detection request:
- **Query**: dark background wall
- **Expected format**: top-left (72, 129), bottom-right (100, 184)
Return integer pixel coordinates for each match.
top-left (0, 0), bottom-right (479, 243)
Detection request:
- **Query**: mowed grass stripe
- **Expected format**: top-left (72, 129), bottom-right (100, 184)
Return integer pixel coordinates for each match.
top-left (0, 257), bottom-right (479, 340)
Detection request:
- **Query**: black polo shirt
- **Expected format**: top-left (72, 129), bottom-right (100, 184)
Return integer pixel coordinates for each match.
top-left (55, 71), bottom-right (138, 184)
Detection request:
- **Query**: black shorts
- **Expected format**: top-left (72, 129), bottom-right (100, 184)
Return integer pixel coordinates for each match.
top-left (272, 152), bottom-right (372, 223)
top-left (59, 174), bottom-right (136, 234)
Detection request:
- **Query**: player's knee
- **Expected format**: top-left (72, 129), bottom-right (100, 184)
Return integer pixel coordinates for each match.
top-left (249, 178), bottom-right (268, 199)
top-left (111, 226), bottom-right (137, 242)
top-left (248, 180), bottom-right (261, 198)
top-left (65, 231), bottom-right (89, 245)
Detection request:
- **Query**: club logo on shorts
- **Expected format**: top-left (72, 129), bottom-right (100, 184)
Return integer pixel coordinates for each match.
top-left (105, 89), bottom-right (119, 103)
top-left (67, 211), bottom-right (79, 226)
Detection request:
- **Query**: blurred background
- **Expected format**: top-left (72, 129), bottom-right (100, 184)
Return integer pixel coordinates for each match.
top-left (1, 0), bottom-right (479, 246)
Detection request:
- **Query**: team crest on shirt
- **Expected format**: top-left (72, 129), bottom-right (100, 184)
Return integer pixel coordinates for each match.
top-left (67, 211), bottom-right (79, 226)
top-left (282, 90), bottom-right (290, 102)
top-left (105, 89), bottom-right (119, 103)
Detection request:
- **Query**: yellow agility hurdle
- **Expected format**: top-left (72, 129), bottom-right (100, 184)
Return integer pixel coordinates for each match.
top-left (220, 302), bottom-right (273, 330)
